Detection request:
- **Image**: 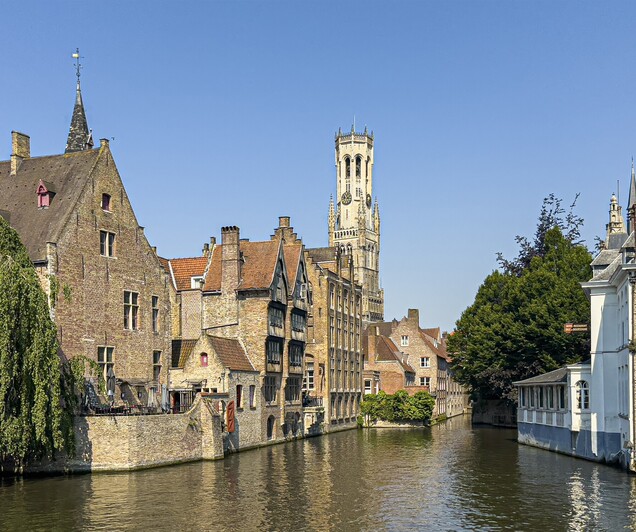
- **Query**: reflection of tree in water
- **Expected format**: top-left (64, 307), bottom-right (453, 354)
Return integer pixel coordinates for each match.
top-left (2, 422), bottom-right (636, 531)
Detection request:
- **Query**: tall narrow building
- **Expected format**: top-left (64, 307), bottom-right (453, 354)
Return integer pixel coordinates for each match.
top-left (328, 126), bottom-right (384, 323)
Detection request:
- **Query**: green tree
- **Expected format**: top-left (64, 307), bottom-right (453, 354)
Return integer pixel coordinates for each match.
top-left (359, 390), bottom-right (435, 424)
top-left (0, 217), bottom-right (75, 469)
top-left (449, 197), bottom-right (592, 402)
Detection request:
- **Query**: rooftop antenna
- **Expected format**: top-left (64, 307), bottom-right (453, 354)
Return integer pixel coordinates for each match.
top-left (72, 48), bottom-right (82, 85)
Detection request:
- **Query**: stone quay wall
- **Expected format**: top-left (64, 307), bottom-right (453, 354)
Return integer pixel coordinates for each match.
top-left (20, 396), bottom-right (223, 474)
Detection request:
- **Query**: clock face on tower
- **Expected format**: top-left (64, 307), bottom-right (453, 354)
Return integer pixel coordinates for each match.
top-left (342, 191), bottom-right (352, 205)
top-left (366, 194), bottom-right (372, 207)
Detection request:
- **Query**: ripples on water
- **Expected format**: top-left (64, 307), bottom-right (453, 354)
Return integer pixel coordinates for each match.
top-left (2, 416), bottom-right (636, 531)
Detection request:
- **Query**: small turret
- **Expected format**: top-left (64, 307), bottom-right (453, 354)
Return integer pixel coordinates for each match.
top-left (606, 191), bottom-right (627, 249)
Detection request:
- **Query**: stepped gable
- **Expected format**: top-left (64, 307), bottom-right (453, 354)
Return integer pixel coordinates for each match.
top-left (0, 149), bottom-right (101, 261)
top-left (208, 336), bottom-right (256, 372)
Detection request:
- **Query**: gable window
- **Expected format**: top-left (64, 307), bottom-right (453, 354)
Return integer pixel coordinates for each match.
top-left (100, 230), bottom-right (116, 257)
top-left (576, 380), bottom-right (590, 410)
top-left (420, 357), bottom-right (430, 368)
top-left (200, 353), bottom-right (208, 367)
top-left (153, 351), bottom-right (162, 382)
top-left (97, 346), bottom-right (114, 383)
top-left (36, 180), bottom-right (54, 209)
top-left (123, 290), bottom-right (139, 330)
top-left (420, 376), bottom-right (430, 387)
top-left (401, 335), bottom-right (409, 346)
top-left (152, 296), bottom-right (159, 333)
top-left (101, 193), bottom-right (111, 212)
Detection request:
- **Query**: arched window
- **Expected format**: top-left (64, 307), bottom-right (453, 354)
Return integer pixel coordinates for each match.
top-left (267, 415), bottom-right (276, 440)
top-left (200, 353), bottom-right (208, 367)
top-left (576, 380), bottom-right (589, 410)
top-left (345, 157), bottom-right (351, 179)
top-left (356, 156), bottom-right (361, 179)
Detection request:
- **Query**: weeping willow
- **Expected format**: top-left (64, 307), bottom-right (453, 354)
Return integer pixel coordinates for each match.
top-left (0, 217), bottom-right (75, 469)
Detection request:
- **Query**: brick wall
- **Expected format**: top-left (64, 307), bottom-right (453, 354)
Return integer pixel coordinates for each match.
top-left (50, 144), bottom-right (172, 399)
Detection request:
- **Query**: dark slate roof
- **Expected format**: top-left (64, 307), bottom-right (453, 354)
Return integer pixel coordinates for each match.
top-left (172, 339), bottom-right (198, 369)
top-left (0, 149), bottom-right (101, 262)
top-left (590, 249), bottom-right (619, 268)
top-left (209, 336), bottom-right (256, 372)
top-left (514, 367), bottom-right (568, 385)
top-left (622, 232), bottom-right (635, 250)
top-left (306, 246), bottom-right (337, 263)
top-left (590, 254), bottom-right (621, 282)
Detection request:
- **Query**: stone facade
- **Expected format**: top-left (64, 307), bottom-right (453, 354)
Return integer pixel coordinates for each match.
top-left (18, 396), bottom-right (223, 473)
top-left (304, 247), bottom-right (363, 431)
top-left (1, 127), bottom-right (172, 408)
top-left (329, 128), bottom-right (384, 323)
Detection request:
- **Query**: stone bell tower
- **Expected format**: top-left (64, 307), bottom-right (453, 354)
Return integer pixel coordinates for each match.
top-left (328, 125), bottom-right (384, 323)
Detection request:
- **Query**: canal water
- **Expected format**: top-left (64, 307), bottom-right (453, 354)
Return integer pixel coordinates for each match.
top-left (2, 416), bottom-right (636, 531)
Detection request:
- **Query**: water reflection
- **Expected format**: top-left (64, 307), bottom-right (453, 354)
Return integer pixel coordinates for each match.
top-left (2, 417), bottom-right (636, 531)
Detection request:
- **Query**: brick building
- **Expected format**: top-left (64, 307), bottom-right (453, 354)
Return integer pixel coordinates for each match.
top-left (364, 309), bottom-right (469, 418)
top-left (0, 81), bottom-right (172, 407)
top-left (304, 246), bottom-right (364, 431)
top-left (363, 327), bottom-right (417, 394)
top-left (167, 217), bottom-right (309, 445)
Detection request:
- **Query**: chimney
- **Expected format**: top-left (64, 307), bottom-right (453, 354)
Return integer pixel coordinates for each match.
top-left (202, 242), bottom-right (209, 256)
top-left (407, 308), bottom-right (419, 325)
top-left (10, 131), bottom-right (30, 175)
top-left (100, 138), bottom-right (109, 149)
top-left (221, 226), bottom-right (241, 294)
top-left (279, 216), bottom-right (290, 228)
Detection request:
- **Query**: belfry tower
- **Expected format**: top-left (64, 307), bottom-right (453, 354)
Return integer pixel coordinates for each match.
top-left (329, 125), bottom-right (384, 323)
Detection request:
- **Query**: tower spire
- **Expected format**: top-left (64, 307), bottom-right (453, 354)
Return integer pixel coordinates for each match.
top-left (65, 48), bottom-right (93, 153)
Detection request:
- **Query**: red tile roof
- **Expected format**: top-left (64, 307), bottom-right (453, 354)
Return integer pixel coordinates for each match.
top-left (375, 335), bottom-right (416, 373)
top-left (208, 336), bottom-right (256, 372)
top-left (203, 240), bottom-right (282, 292)
top-left (169, 257), bottom-right (208, 291)
top-left (283, 243), bottom-right (302, 284)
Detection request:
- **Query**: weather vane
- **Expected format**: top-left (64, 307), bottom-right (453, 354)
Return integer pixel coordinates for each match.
top-left (72, 48), bottom-right (82, 83)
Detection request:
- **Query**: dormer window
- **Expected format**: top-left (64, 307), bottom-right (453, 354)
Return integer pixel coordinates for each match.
top-left (36, 180), bottom-right (55, 209)
top-left (190, 276), bottom-right (204, 289)
top-left (101, 193), bottom-right (111, 212)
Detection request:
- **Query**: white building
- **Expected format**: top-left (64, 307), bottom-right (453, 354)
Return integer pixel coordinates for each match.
top-left (516, 179), bottom-right (636, 470)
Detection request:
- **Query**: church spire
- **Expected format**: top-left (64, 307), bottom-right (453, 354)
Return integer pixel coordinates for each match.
top-left (65, 49), bottom-right (94, 153)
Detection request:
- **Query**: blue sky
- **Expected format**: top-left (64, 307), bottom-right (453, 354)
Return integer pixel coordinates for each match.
top-left (2, 1), bottom-right (636, 331)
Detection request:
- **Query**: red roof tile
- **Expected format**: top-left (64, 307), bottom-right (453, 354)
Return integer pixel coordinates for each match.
top-left (203, 240), bottom-right (282, 292)
top-left (169, 257), bottom-right (208, 291)
top-left (209, 336), bottom-right (256, 372)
